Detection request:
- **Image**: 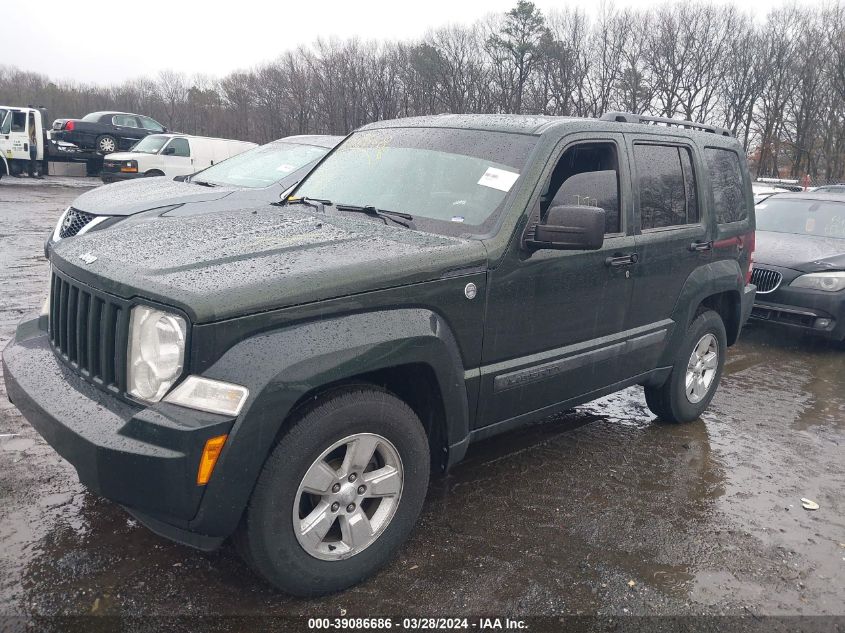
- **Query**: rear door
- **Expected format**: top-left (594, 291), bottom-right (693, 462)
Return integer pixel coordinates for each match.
top-left (112, 114), bottom-right (145, 148)
top-left (625, 135), bottom-right (710, 373)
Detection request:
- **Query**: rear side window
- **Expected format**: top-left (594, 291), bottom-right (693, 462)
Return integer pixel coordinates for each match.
top-left (635, 144), bottom-right (699, 229)
top-left (140, 117), bottom-right (164, 132)
top-left (113, 114), bottom-right (139, 127)
top-left (705, 148), bottom-right (746, 224)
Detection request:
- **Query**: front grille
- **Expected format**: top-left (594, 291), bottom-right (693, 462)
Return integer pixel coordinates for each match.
top-left (48, 270), bottom-right (129, 393)
top-left (102, 161), bottom-right (121, 173)
top-left (750, 267), bottom-right (783, 294)
top-left (59, 208), bottom-right (96, 239)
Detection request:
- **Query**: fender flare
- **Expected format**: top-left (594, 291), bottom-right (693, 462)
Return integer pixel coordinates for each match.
top-left (661, 259), bottom-right (744, 365)
top-left (188, 308), bottom-right (469, 537)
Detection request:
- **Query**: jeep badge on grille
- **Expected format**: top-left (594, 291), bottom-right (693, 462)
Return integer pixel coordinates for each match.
top-left (79, 253), bottom-right (97, 264)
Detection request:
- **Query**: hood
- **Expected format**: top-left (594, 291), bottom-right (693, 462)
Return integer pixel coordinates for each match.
top-left (51, 205), bottom-right (488, 323)
top-left (754, 230), bottom-right (845, 273)
top-left (104, 151), bottom-right (146, 162)
top-left (71, 176), bottom-right (239, 216)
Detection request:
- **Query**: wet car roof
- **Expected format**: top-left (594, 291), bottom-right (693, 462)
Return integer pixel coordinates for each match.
top-left (765, 192), bottom-right (845, 203)
top-left (273, 134), bottom-right (344, 148)
top-left (358, 113), bottom-right (738, 141)
top-left (359, 113), bottom-right (592, 135)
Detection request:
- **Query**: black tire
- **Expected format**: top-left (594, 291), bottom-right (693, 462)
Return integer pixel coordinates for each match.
top-left (144, 170), bottom-right (165, 177)
top-left (234, 386), bottom-right (430, 596)
top-left (644, 309), bottom-right (727, 423)
top-left (95, 135), bottom-right (117, 154)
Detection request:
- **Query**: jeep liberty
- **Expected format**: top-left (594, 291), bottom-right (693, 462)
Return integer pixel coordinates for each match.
top-left (3, 112), bottom-right (756, 596)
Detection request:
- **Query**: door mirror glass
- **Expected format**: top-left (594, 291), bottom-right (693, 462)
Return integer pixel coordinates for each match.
top-left (162, 146), bottom-right (176, 155)
top-left (528, 205), bottom-right (605, 251)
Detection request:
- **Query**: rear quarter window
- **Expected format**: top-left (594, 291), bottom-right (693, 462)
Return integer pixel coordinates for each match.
top-left (706, 148), bottom-right (747, 224)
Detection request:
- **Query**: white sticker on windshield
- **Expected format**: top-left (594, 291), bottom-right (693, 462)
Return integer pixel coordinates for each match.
top-left (276, 164), bottom-right (295, 173)
top-left (757, 204), bottom-right (767, 209)
top-left (478, 167), bottom-right (520, 192)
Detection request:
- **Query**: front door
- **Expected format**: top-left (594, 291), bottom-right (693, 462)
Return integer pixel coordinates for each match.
top-left (1, 110), bottom-right (30, 162)
top-left (162, 137), bottom-right (193, 176)
top-left (476, 133), bottom-right (640, 429)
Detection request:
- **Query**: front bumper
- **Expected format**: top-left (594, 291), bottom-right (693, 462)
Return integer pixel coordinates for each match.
top-left (2, 317), bottom-right (235, 549)
top-left (749, 276), bottom-right (845, 341)
top-left (101, 170), bottom-right (142, 184)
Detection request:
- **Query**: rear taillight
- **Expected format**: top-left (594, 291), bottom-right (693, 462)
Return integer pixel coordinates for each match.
top-left (740, 231), bottom-right (755, 284)
top-left (64, 120), bottom-right (74, 131)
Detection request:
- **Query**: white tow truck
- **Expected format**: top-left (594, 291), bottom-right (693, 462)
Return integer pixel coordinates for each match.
top-left (0, 105), bottom-right (49, 178)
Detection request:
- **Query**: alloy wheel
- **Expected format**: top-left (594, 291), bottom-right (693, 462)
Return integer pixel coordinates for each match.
top-left (293, 433), bottom-right (404, 560)
top-left (685, 333), bottom-right (718, 404)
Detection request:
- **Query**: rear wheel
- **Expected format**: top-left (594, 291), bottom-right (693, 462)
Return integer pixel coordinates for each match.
top-left (96, 135), bottom-right (117, 154)
top-left (644, 310), bottom-right (727, 423)
top-left (234, 387), bottom-right (430, 596)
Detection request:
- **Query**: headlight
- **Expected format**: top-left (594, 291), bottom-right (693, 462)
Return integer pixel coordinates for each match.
top-left (790, 271), bottom-right (845, 292)
top-left (121, 160), bottom-right (138, 173)
top-left (52, 207), bottom-right (71, 242)
top-left (127, 306), bottom-right (186, 402)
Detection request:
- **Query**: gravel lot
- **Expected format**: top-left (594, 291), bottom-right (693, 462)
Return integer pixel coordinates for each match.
top-left (0, 177), bottom-right (843, 631)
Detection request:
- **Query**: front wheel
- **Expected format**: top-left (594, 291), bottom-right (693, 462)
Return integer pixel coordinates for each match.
top-left (234, 387), bottom-right (430, 596)
top-left (644, 309), bottom-right (727, 423)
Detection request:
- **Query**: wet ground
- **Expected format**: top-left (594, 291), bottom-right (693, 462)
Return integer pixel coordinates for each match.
top-left (0, 177), bottom-right (843, 630)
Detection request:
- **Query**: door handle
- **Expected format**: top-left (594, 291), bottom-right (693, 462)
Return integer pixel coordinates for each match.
top-left (605, 253), bottom-right (639, 267)
top-left (689, 240), bottom-right (713, 252)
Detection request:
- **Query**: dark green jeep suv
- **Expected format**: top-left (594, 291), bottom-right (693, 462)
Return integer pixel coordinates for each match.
top-left (3, 112), bottom-right (756, 596)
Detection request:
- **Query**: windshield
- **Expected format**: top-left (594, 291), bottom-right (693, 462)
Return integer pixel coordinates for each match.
top-left (294, 128), bottom-right (537, 236)
top-left (193, 141), bottom-right (329, 188)
top-left (131, 135), bottom-right (170, 154)
top-left (0, 109), bottom-right (8, 134)
top-left (756, 198), bottom-right (845, 239)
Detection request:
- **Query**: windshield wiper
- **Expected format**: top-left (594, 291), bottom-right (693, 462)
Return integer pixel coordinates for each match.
top-left (191, 180), bottom-right (218, 187)
top-left (334, 204), bottom-right (415, 229)
top-left (277, 196), bottom-right (332, 211)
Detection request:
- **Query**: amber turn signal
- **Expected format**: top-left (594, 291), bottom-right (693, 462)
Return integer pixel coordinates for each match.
top-left (197, 434), bottom-right (228, 485)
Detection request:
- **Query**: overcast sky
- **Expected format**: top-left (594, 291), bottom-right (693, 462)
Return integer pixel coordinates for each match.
top-left (6, 0), bottom-right (820, 85)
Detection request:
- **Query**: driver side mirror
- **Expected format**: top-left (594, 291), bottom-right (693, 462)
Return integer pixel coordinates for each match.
top-left (162, 146), bottom-right (176, 155)
top-left (526, 205), bottom-right (605, 251)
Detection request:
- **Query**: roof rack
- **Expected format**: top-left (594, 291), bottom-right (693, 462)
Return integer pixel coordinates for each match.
top-left (600, 111), bottom-right (733, 137)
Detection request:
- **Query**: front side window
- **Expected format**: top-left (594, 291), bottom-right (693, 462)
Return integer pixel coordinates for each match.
top-left (756, 198), bottom-right (845, 239)
top-left (194, 141), bottom-right (330, 188)
top-left (635, 144), bottom-right (699, 230)
top-left (131, 135), bottom-right (170, 154)
top-left (706, 148), bottom-right (747, 224)
top-left (295, 128), bottom-right (538, 237)
top-left (544, 142), bottom-right (621, 234)
top-left (11, 111), bottom-right (26, 133)
top-left (166, 138), bottom-right (190, 157)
